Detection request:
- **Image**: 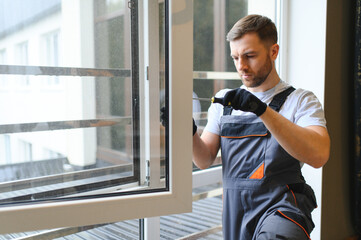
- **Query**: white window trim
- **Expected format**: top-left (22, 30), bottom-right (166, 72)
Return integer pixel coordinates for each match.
top-left (0, 0), bottom-right (193, 234)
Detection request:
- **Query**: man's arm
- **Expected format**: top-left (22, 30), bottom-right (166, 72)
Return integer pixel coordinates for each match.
top-left (192, 130), bottom-right (220, 169)
top-left (260, 106), bottom-right (330, 168)
top-left (222, 87), bottom-right (330, 168)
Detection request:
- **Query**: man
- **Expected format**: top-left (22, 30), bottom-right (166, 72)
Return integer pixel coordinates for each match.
top-left (192, 15), bottom-right (330, 239)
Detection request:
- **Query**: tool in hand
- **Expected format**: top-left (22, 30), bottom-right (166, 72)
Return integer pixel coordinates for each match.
top-left (193, 97), bottom-right (231, 106)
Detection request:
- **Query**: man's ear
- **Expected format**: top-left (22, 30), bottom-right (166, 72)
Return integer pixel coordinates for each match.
top-left (270, 43), bottom-right (279, 61)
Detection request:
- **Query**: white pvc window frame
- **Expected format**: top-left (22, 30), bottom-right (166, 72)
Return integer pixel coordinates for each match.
top-left (0, 0), bottom-right (193, 234)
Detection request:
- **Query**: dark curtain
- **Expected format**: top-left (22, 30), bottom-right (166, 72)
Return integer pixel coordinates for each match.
top-left (354, 0), bottom-right (361, 235)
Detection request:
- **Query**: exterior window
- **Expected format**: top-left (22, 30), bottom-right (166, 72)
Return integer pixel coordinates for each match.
top-left (15, 41), bottom-right (30, 86)
top-left (0, 49), bottom-right (6, 87)
top-left (42, 31), bottom-right (60, 66)
top-left (42, 30), bottom-right (60, 85)
top-left (0, 135), bottom-right (11, 165)
top-left (192, 0), bottom-right (246, 171)
top-left (15, 42), bottom-right (28, 66)
top-left (17, 140), bottom-right (33, 162)
top-left (0, 49), bottom-right (5, 63)
top-left (0, 49), bottom-right (5, 64)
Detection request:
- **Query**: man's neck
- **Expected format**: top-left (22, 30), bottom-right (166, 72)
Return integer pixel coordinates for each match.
top-left (247, 68), bottom-right (280, 93)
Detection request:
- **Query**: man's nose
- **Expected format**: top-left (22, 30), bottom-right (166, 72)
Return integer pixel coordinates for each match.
top-left (237, 58), bottom-right (248, 71)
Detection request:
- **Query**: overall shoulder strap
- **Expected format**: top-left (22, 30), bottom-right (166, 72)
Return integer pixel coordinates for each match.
top-left (223, 106), bottom-right (233, 115)
top-left (268, 87), bottom-right (296, 112)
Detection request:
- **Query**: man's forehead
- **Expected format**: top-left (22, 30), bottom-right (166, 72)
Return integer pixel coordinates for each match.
top-left (230, 33), bottom-right (266, 54)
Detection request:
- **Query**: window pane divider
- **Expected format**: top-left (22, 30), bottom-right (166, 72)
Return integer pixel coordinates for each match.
top-left (0, 64), bottom-right (131, 77)
top-left (0, 165), bottom-right (136, 205)
top-left (193, 71), bottom-right (240, 80)
top-left (0, 164), bottom-right (134, 191)
top-left (0, 117), bottom-right (131, 134)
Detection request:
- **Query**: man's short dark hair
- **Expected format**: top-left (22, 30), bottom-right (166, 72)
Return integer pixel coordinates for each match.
top-left (226, 14), bottom-right (278, 46)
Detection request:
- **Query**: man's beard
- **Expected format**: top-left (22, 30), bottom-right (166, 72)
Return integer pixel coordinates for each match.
top-left (241, 56), bottom-right (273, 88)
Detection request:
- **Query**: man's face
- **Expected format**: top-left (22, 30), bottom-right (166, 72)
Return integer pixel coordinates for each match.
top-left (230, 32), bottom-right (276, 89)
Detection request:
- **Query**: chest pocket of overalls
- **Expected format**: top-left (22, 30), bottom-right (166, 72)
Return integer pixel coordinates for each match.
top-left (220, 115), bottom-right (269, 180)
top-left (220, 87), bottom-right (296, 180)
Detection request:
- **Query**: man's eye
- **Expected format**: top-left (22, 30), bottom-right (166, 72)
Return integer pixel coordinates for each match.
top-left (247, 55), bottom-right (255, 58)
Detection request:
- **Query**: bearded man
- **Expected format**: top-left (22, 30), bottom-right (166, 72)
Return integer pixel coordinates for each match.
top-left (192, 14), bottom-right (330, 240)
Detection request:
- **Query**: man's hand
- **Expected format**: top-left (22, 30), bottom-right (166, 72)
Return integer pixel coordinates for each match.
top-left (161, 107), bottom-right (197, 135)
top-left (223, 88), bottom-right (267, 116)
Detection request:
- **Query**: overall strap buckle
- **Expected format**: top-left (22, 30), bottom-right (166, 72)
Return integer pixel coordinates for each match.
top-left (223, 106), bottom-right (233, 115)
top-left (268, 87), bottom-right (296, 112)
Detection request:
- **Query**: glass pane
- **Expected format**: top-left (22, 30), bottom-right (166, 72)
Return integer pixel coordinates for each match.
top-left (192, 0), bottom-right (247, 170)
top-left (159, 2), bottom-right (167, 180)
top-left (193, 0), bottom-right (247, 108)
top-left (0, 0), bottom-right (131, 69)
top-left (0, 0), bottom-right (168, 207)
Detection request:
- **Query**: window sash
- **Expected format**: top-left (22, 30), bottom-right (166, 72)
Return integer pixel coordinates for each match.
top-left (0, 0), bottom-right (193, 234)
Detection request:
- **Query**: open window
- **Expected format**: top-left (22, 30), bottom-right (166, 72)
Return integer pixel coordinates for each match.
top-left (0, 0), bottom-right (193, 233)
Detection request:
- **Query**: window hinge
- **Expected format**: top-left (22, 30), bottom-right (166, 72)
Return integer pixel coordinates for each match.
top-left (145, 160), bottom-right (150, 186)
top-left (146, 66), bottom-right (149, 80)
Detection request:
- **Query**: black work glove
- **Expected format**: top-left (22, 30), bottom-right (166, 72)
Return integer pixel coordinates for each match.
top-left (223, 88), bottom-right (267, 116)
top-left (192, 118), bottom-right (197, 136)
top-left (160, 107), bottom-right (198, 135)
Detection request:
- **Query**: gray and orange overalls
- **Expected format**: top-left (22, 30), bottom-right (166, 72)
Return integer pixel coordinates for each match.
top-left (220, 87), bottom-right (317, 239)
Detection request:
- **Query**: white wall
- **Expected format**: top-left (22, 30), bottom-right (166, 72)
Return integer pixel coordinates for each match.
top-left (248, 0), bottom-right (276, 20)
top-left (287, 1), bottom-right (327, 103)
top-left (286, 1), bottom-right (327, 239)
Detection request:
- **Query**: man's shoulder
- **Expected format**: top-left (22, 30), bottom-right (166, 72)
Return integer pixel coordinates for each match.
top-left (276, 81), bottom-right (318, 101)
top-left (282, 87), bottom-right (323, 119)
top-left (289, 88), bottom-right (319, 102)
